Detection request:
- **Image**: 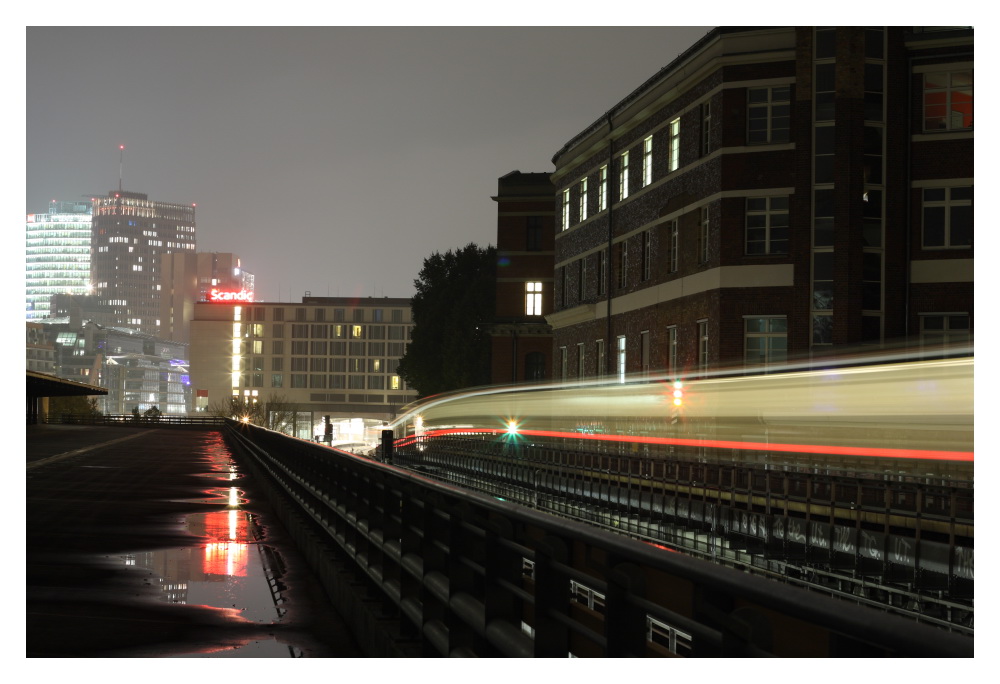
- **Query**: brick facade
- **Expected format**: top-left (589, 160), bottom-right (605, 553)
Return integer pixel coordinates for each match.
top-left (547, 27), bottom-right (972, 381)
top-left (490, 172), bottom-right (556, 384)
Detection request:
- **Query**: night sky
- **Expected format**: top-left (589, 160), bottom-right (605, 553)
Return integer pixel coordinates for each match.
top-left (26, 26), bottom-right (712, 303)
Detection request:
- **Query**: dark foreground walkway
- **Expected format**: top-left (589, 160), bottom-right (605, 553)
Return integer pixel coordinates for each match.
top-left (26, 424), bottom-right (362, 657)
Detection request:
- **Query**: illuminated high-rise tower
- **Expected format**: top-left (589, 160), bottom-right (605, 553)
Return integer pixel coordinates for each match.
top-left (90, 189), bottom-right (196, 335)
top-left (25, 200), bottom-right (93, 320)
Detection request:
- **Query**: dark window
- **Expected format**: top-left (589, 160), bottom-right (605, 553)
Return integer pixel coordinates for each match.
top-left (525, 352), bottom-right (546, 381)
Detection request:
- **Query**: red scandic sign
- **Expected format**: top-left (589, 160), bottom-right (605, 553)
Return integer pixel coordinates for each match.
top-left (208, 288), bottom-right (254, 302)
top-left (403, 428), bottom-right (973, 463)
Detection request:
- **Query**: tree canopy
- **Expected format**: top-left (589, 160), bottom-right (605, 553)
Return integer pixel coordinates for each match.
top-left (397, 243), bottom-right (496, 398)
top-left (208, 393), bottom-right (297, 433)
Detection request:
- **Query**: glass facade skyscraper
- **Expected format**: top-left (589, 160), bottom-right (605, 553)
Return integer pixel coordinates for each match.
top-left (25, 200), bottom-right (93, 320)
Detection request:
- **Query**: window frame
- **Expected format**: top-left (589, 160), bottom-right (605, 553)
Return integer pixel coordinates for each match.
top-left (667, 220), bottom-right (679, 273)
top-left (747, 86), bottom-right (791, 144)
top-left (643, 135), bottom-right (654, 186)
top-left (744, 315), bottom-right (788, 371)
top-left (599, 165), bottom-right (608, 211)
top-left (923, 69), bottom-right (973, 132)
top-left (921, 186), bottom-right (973, 249)
top-left (668, 118), bottom-right (680, 172)
top-left (698, 207), bottom-right (710, 264)
top-left (698, 320), bottom-right (709, 377)
top-left (919, 312), bottom-right (971, 347)
top-left (641, 229), bottom-right (652, 281)
top-left (701, 101), bottom-right (712, 156)
top-left (619, 151), bottom-right (630, 200)
top-left (561, 188), bottom-right (571, 231)
top-left (618, 241), bottom-right (628, 289)
top-left (525, 281), bottom-right (543, 316)
top-left (745, 196), bottom-right (790, 255)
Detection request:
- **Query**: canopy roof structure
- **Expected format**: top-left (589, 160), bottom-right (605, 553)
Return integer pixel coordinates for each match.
top-left (27, 371), bottom-right (107, 399)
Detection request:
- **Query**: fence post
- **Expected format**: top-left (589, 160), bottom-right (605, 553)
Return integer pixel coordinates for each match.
top-left (381, 429), bottom-right (394, 464)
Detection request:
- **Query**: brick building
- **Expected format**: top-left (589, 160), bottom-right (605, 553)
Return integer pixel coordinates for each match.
top-left (548, 27), bottom-right (972, 381)
top-left (489, 171), bottom-right (556, 384)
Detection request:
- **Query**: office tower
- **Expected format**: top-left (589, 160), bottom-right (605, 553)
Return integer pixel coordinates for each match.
top-left (90, 190), bottom-right (196, 335)
top-left (26, 200), bottom-right (92, 320)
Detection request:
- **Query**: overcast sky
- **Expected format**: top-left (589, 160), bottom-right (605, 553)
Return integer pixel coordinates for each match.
top-left (26, 26), bottom-right (713, 303)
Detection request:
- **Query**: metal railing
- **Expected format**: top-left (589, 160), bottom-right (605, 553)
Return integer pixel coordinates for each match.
top-left (388, 434), bottom-right (974, 634)
top-left (42, 413), bottom-right (228, 427)
top-left (222, 420), bottom-right (973, 657)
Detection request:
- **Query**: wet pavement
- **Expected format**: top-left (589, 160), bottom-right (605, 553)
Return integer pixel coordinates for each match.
top-left (26, 424), bottom-right (363, 657)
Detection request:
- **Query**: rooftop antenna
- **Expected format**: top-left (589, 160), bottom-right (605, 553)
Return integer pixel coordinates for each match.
top-left (118, 144), bottom-right (125, 193)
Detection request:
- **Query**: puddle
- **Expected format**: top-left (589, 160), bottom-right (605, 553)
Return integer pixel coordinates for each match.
top-left (119, 436), bottom-right (298, 656)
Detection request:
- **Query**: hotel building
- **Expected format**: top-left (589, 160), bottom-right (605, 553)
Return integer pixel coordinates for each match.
top-left (190, 296), bottom-right (417, 441)
top-left (159, 251), bottom-right (254, 344)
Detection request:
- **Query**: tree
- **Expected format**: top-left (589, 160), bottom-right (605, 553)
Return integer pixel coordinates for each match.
top-left (208, 393), bottom-right (297, 433)
top-left (397, 243), bottom-right (496, 398)
top-left (48, 395), bottom-right (102, 417)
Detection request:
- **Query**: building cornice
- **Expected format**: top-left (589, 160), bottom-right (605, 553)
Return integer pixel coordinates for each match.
top-left (547, 264), bottom-right (795, 330)
top-left (551, 27), bottom-right (795, 181)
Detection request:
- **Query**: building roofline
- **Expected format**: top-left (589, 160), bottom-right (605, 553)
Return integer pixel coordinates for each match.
top-left (550, 27), bottom-right (784, 166)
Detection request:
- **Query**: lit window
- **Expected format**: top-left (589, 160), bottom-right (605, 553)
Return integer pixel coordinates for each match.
top-left (923, 70), bottom-right (972, 131)
top-left (619, 151), bottom-right (630, 200)
top-left (525, 282), bottom-right (542, 316)
top-left (616, 336), bottom-right (626, 383)
top-left (668, 119), bottom-right (680, 172)
top-left (643, 135), bottom-right (653, 186)
top-left (579, 177), bottom-right (588, 221)
top-left (562, 188), bottom-right (571, 231)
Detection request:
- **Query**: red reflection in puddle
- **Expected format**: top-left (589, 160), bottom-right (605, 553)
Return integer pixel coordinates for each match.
top-left (193, 508), bottom-right (252, 577)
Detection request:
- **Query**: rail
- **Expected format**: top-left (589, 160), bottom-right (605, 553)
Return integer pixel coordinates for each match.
top-left (222, 420), bottom-right (973, 657)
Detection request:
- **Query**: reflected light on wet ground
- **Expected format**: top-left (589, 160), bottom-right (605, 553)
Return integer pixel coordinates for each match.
top-left (121, 443), bottom-right (299, 657)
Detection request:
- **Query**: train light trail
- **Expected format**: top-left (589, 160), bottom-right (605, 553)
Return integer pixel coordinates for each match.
top-left (388, 355), bottom-right (973, 477)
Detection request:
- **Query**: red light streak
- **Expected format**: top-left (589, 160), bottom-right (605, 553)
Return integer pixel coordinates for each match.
top-left (399, 428), bottom-right (972, 462)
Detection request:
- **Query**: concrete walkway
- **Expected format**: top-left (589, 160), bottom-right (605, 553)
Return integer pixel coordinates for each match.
top-left (26, 424), bottom-right (362, 657)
